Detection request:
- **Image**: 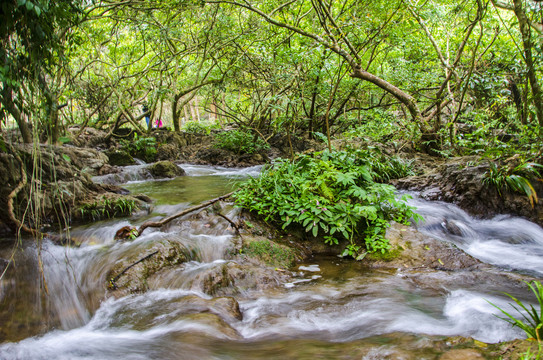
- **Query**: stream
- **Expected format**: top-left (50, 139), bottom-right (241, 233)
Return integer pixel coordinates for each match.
top-left (1, 164), bottom-right (542, 359)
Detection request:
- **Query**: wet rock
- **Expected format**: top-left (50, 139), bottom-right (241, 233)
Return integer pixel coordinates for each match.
top-left (369, 222), bottom-right (481, 270)
top-left (148, 160), bottom-right (186, 178)
top-left (97, 163), bottom-right (118, 176)
top-left (185, 261), bottom-right (292, 296)
top-left (182, 313), bottom-right (241, 339)
top-left (107, 240), bottom-right (192, 296)
top-left (194, 148), bottom-right (235, 166)
top-left (176, 295), bottom-right (243, 322)
top-left (105, 149), bottom-right (135, 166)
top-left (439, 349), bottom-right (485, 360)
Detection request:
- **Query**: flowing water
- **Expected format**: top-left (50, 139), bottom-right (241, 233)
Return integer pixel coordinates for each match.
top-left (1, 165), bottom-right (542, 359)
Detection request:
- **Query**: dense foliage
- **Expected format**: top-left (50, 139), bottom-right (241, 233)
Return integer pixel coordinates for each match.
top-left (214, 129), bottom-right (270, 155)
top-left (119, 135), bottom-right (158, 163)
top-left (234, 148), bottom-right (421, 258)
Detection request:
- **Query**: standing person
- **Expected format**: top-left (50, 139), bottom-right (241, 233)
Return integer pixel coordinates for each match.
top-left (142, 103), bottom-right (150, 128)
top-left (155, 118), bottom-right (163, 128)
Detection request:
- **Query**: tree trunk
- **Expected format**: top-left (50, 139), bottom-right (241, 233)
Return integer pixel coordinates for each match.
top-left (351, 67), bottom-right (425, 129)
top-left (194, 97), bottom-right (201, 121)
top-left (172, 99), bottom-right (181, 132)
top-left (2, 86), bottom-right (32, 143)
top-left (189, 100), bottom-right (197, 122)
top-left (184, 104), bottom-right (190, 122)
top-left (513, 0), bottom-right (543, 127)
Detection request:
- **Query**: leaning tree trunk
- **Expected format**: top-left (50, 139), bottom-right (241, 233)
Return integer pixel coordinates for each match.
top-left (350, 67), bottom-right (425, 130)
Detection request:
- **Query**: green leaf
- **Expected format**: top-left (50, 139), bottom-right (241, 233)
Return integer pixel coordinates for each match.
top-left (312, 226), bottom-right (318, 237)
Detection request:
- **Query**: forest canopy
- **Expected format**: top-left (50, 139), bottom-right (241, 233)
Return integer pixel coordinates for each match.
top-left (0, 0), bottom-right (542, 159)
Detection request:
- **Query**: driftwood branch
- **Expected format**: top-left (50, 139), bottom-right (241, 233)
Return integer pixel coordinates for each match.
top-left (115, 191), bottom-right (235, 240)
top-left (217, 213), bottom-right (242, 237)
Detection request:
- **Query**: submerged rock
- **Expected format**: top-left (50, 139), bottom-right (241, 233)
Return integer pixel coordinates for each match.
top-left (439, 348), bottom-right (485, 360)
top-left (175, 295), bottom-right (243, 322)
top-left (181, 261), bottom-right (292, 296)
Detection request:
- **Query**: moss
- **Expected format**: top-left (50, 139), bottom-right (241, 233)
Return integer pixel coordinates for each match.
top-left (366, 245), bottom-right (404, 262)
top-left (106, 149), bottom-right (135, 166)
top-left (241, 239), bottom-right (297, 268)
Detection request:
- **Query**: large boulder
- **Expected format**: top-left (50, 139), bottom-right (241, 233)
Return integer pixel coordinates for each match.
top-left (107, 240), bottom-right (193, 296)
top-left (148, 160), bottom-right (186, 178)
top-left (56, 146), bottom-right (109, 176)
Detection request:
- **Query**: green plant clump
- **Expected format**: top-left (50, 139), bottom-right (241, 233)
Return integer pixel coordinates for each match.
top-left (214, 129), bottom-right (270, 155)
top-left (483, 160), bottom-right (543, 207)
top-left (490, 280), bottom-right (543, 343)
top-left (233, 148), bottom-right (421, 259)
top-left (79, 197), bottom-right (138, 221)
top-left (120, 134), bottom-right (157, 162)
top-left (182, 120), bottom-right (219, 135)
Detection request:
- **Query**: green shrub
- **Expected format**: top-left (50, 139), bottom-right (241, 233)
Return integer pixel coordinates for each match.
top-left (120, 134), bottom-right (157, 162)
top-left (182, 121), bottom-right (219, 135)
top-left (214, 130), bottom-right (270, 155)
top-left (233, 148), bottom-right (421, 259)
top-left (483, 160), bottom-right (543, 207)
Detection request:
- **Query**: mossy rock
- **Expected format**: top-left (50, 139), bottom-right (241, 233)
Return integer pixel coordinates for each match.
top-left (241, 238), bottom-right (298, 268)
top-left (106, 149), bottom-right (135, 166)
top-left (148, 160), bottom-right (186, 178)
top-left (107, 240), bottom-right (194, 296)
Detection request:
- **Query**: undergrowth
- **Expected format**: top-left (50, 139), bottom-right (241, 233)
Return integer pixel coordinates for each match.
top-left (120, 134), bottom-right (157, 162)
top-left (233, 148), bottom-right (422, 259)
top-left (483, 160), bottom-right (543, 207)
top-left (214, 129), bottom-right (270, 155)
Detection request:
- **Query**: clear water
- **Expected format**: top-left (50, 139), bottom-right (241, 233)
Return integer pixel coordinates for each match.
top-left (0, 166), bottom-right (541, 359)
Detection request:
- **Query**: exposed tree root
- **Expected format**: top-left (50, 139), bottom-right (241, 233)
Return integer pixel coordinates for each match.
top-left (6, 144), bottom-right (40, 237)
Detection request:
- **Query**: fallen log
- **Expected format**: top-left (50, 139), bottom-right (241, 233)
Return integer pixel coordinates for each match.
top-left (114, 191), bottom-right (235, 240)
